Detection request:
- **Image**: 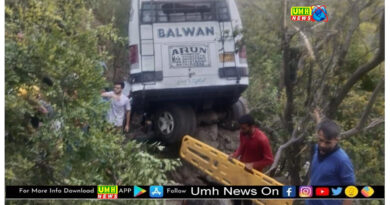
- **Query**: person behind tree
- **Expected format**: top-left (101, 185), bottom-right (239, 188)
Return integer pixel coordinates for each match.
top-left (101, 81), bottom-right (131, 133)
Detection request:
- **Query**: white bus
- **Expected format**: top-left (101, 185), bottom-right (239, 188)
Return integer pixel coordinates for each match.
top-left (128, 0), bottom-right (248, 143)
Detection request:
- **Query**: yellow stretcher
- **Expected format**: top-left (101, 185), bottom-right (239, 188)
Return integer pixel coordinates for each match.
top-left (180, 135), bottom-right (293, 205)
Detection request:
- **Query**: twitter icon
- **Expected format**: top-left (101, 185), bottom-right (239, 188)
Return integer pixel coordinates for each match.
top-left (332, 187), bottom-right (342, 196)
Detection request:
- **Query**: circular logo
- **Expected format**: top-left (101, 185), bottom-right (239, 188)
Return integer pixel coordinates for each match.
top-left (361, 186), bottom-right (374, 198)
top-left (345, 186), bottom-right (359, 198)
top-left (312, 5), bottom-right (328, 22)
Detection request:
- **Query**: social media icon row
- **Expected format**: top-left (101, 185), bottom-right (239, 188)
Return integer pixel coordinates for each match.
top-left (133, 186), bottom-right (164, 198)
top-left (282, 186), bottom-right (374, 198)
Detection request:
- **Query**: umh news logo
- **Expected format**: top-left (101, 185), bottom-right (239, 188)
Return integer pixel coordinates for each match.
top-left (98, 185), bottom-right (118, 199)
top-left (291, 5), bottom-right (328, 22)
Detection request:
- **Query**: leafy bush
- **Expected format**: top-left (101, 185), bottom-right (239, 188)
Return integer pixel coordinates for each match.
top-left (5, 0), bottom-right (180, 191)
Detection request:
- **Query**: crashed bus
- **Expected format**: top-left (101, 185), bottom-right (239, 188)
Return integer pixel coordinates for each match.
top-left (128, 0), bottom-right (248, 143)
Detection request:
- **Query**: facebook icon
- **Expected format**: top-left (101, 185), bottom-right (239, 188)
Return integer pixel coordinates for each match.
top-left (282, 186), bottom-right (296, 198)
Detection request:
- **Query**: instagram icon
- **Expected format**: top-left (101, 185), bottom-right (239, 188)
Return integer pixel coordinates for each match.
top-left (299, 186), bottom-right (313, 198)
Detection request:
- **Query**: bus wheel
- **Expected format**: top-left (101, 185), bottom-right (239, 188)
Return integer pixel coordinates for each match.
top-left (231, 97), bottom-right (248, 122)
top-left (219, 97), bottom-right (248, 130)
top-left (154, 104), bottom-right (196, 144)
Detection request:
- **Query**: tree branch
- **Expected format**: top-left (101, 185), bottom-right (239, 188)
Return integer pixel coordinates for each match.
top-left (265, 114), bottom-right (312, 175)
top-left (280, 0), bottom-right (295, 133)
top-left (327, 12), bottom-right (384, 117)
top-left (265, 133), bottom-right (304, 175)
top-left (334, 3), bottom-right (361, 68)
top-left (341, 78), bottom-right (384, 138)
top-left (292, 25), bottom-right (316, 61)
top-left (341, 118), bottom-right (384, 138)
top-left (357, 79), bottom-right (383, 127)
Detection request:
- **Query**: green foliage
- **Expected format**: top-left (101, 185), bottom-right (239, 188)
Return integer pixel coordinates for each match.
top-left (85, 0), bottom-right (131, 82)
top-left (337, 89), bottom-right (384, 185)
top-left (5, 1), bottom-right (384, 205)
top-left (237, 0), bottom-right (384, 188)
top-left (239, 0), bottom-right (284, 139)
top-left (5, 0), bottom-right (180, 193)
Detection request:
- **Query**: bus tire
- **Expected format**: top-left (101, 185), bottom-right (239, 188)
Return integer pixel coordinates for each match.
top-left (232, 97), bottom-right (248, 121)
top-left (219, 97), bottom-right (248, 130)
top-left (154, 104), bottom-right (196, 144)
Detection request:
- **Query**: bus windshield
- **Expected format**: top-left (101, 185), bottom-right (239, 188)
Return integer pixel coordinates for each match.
top-left (141, 0), bottom-right (230, 23)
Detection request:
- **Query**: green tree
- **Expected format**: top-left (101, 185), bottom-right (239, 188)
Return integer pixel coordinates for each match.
top-left (5, 0), bottom-right (180, 199)
top-left (238, 2), bottom-right (384, 205)
top-left (86, 0), bottom-right (131, 82)
top-left (238, 0), bottom-right (384, 190)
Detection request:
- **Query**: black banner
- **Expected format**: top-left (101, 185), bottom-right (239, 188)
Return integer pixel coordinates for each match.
top-left (6, 185), bottom-right (384, 199)
top-left (6, 186), bottom-right (97, 198)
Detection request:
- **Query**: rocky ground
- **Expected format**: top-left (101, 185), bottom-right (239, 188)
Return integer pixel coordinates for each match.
top-left (167, 124), bottom-right (241, 205)
top-left (168, 125), bottom-right (240, 185)
top-left (126, 99), bottom-right (250, 205)
top-left (126, 114), bottom-right (242, 205)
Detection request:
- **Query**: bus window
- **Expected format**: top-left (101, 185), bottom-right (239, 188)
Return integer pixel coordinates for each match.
top-left (216, 0), bottom-right (229, 21)
top-left (157, 10), bottom-right (168, 22)
top-left (217, 7), bottom-right (229, 21)
top-left (141, 2), bottom-right (156, 23)
top-left (140, 1), bottom-right (230, 24)
top-left (170, 13), bottom-right (186, 22)
top-left (142, 10), bottom-right (155, 23)
top-left (202, 12), bottom-right (215, 21)
top-left (186, 12), bottom-right (202, 21)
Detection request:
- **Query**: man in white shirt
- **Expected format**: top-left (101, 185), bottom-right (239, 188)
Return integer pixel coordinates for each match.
top-left (101, 82), bottom-right (131, 133)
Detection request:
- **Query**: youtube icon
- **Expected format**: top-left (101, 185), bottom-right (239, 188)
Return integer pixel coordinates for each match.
top-left (315, 187), bottom-right (330, 197)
